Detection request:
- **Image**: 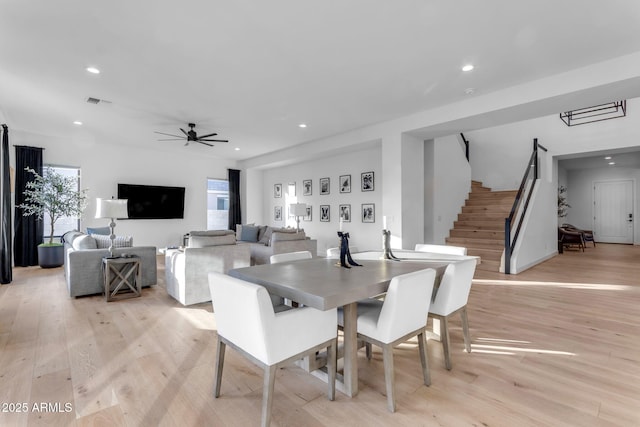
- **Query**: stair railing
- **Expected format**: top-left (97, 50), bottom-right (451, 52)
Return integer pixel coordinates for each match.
top-left (460, 133), bottom-right (470, 162)
top-left (504, 138), bottom-right (547, 274)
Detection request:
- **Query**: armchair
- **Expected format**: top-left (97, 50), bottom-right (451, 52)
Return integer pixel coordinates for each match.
top-left (558, 227), bottom-right (585, 252)
top-left (562, 223), bottom-right (596, 247)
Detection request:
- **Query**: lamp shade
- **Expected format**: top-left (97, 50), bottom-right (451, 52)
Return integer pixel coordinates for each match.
top-left (95, 198), bottom-right (129, 219)
top-left (291, 203), bottom-right (308, 217)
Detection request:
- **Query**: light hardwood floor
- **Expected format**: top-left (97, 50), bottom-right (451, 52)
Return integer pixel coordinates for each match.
top-left (1, 244), bottom-right (639, 426)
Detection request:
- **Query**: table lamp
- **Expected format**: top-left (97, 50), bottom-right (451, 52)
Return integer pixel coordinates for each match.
top-left (290, 203), bottom-right (308, 232)
top-left (95, 198), bottom-right (129, 258)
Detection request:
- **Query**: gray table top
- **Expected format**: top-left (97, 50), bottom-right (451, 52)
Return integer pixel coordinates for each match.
top-left (228, 257), bottom-right (449, 311)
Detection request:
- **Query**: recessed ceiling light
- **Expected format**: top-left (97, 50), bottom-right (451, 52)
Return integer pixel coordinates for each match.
top-left (462, 64), bottom-right (474, 72)
top-left (608, 162), bottom-right (616, 165)
top-left (604, 156), bottom-right (612, 160)
top-left (464, 88), bottom-right (475, 95)
top-left (73, 121), bottom-right (83, 125)
top-left (298, 123), bottom-right (307, 128)
top-left (86, 66), bottom-right (100, 74)
top-left (234, 147), bottom-right (240, 151)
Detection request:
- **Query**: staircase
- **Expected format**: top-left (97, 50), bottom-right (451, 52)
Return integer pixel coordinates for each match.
top-left (445, 181), bottom-right (517, 272)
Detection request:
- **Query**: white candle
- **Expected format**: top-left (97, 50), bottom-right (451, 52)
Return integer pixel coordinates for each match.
top-left (339, 218), bottom-right (343, 231)
top-left (383, 216), bottom-right (387, 230)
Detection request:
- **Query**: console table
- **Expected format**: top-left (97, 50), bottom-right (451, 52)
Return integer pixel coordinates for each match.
top-left (102, 256), bottom-right (142, 301)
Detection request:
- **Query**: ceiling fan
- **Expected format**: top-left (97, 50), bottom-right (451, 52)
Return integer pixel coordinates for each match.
top-left (155, 123), bottom-right (229, 147)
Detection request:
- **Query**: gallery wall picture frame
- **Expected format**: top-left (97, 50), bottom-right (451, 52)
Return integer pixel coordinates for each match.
top-left (361, 171), bottom-right (374, 192)
top-left (274, 183), bottom-right (282, 198)
top-left (339, 204), bottom-right (351, 222)
top-left (339, 174), bottom-right (351, 193)
top-left (304, 205), bottom-right (312, 221)
top-left (303, 179), bottom-right (312, 196)
top-left (362, 203), bottom-right (375, 223)
top-left (320, 205), bottom-right (330, 222)
top-left (320, 177), bottom-right (330, 195)
top-left (274, 206), bottom-right (282, 221)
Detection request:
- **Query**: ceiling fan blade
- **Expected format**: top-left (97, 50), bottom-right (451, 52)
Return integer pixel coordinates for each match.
top-left (197, 132), bottom-right (218, 139)
top-left (157, 138), bottom-right (185, 141)
top-left (180, 128), bottom-right (189, 137)
top-left (197, 141), bottom-right (214, 147)
top-left (200, 139), bottom-right (229, 143)
top-left (154, 131), bottom-right (184, 138)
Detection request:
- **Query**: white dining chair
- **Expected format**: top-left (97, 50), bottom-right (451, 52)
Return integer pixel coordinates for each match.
top-left (208, 272), bottom-right (337, 427)
top-left (326, 246), bottom-right (359, 259)
top-left (338, 268), bottom-right (436, 412)
top-left (414, 243), bottom-right (467, 255)
top-left (429, 258), bottom-right (477, 370)
top-left (270, 251), bottom-right (312, 308)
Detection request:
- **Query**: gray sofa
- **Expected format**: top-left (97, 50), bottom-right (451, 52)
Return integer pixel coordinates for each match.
top-left (235, 224), bottom-right (317, 265)
top-left (62, 231), bottom-right (157, 298)
top-left (165, 230), bottom-right (251, 305)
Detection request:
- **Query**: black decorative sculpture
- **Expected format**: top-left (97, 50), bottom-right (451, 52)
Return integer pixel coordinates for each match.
top-left (337, 231), bottom-right (361, 268)
top-left (381, 229), bottom-right (399, 260)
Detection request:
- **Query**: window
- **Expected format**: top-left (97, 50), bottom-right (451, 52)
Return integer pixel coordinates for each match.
top-left (207, 178), bottom-right (229, 230)
top-left (43, 165), bottom-right (81, 238)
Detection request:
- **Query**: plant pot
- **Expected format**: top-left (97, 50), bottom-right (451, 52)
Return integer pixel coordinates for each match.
top-left (38, 244), bottom-right (64, 268)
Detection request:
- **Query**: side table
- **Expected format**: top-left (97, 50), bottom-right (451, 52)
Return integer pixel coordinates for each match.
top-left (102, 256), bottom-right (142, 301)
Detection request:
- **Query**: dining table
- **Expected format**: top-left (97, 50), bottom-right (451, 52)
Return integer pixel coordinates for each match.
top-left (228, 250), bottom-right (475, 397)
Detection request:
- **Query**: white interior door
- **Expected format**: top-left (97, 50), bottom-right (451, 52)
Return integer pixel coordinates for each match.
top-left (593, 180), bottom-right (634, 244)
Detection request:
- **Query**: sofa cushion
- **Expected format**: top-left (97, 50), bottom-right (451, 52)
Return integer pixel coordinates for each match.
top-left (235, 223), bottom-right (255, 241)
top-left (86, 226), bottom-right (111, 235)
top-left (239, 225), bottom-right (260, 242)
top-left (92, 234), bottom-right (133, 249)
top-left (190, 230), bottom-right (235, 237)
top-left (270, 231), bottom-right (306, 245)
top-left (62, 230), bottom-right (84, 245)
top-left (189, 234), bottom-right (236, 248)
top-left (72, 234), bottom-right (98, 250)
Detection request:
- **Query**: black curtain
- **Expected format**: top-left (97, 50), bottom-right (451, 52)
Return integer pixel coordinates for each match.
top-left (1, 125), bottom-right (12, 283)
top-left (14, 146), bottom-right (43, 267)
top-left (228, 168), bottom-right (242, 231)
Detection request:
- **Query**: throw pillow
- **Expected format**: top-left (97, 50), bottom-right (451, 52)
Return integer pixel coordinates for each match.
top-left (259, 226), bottom-right (274, 245)
top-left (72, 234), bottom-right (98, 250)
top-left (92, 234), bottom-right (133, 249)
top-left (239, 225), bottom-right (260, 242)
top-left (86, 226), bottom-right (111, 235)
top-left (235, 223), bottom-right (255, 241)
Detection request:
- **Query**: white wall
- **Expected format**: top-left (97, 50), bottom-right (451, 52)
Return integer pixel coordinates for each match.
top-left (567, 167), bottom-right (640, 244)
top-left (259, 145), bottom-right (382, 255)
top-left (432, 135), bottom-right (471, 244)
top-left (9, 130), bottom-right (237, 250)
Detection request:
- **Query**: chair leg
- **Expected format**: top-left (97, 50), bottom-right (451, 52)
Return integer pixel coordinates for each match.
top-left (460, 306), bottom-right (471, 354)
top-left (382, 344), bottom-right (396, 412)
top-left (213, 338), bottom-right (226, 397)
top-left (365, 342), bottom-right (372, 360)
top-left (327, 339), bottom-right (337, 401)
top-left (262, 365), bottom-right (277, 427)
top-left (440, 316), bottom-right (452, 370)
top-left (417, 331), bottom-right (431, 386)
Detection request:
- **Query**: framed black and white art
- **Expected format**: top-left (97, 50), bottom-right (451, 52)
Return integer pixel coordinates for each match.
top-left (320, 177), bottom-right (330, 195)
top-left (303, 179), bottom-right (312, 196)
top-left (361, 172), bottom-right (374, 192)
top-left (339, 174), bottom-right (351, 193)
top-left (320, 205), bottom-right (330, 222)
top-left (339, 204), bottom-right (351, 222)
top-left (361, 203), bottom-right (375, 223)
top-left (274, 183), bottom-right (282, 198)
top-left (274, 206), bottom-right (282, 221)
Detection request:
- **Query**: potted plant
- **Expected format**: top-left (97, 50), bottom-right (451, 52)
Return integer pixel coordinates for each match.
top-left (19, 167), bottom-right (88, 268)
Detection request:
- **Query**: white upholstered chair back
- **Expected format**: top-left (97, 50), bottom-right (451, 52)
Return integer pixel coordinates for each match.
top-left (429, 258), bottom-right (477, 316)
top-left (371, 268), bottom-right (436, 344)
top-left (270, 250), bottom-right (312, 264)
top-left (414, 243), bottom-right (467, 256)
top-left (209, 272), bottom-right (337, 366)
top-left (326, 246), bottom-right (358, 259)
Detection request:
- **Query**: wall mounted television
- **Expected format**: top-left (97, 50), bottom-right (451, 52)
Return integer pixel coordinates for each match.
top-left (117, 183), bottom-right (185, 219)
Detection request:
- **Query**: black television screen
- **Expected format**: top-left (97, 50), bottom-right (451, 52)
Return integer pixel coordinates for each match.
top-left (117, 183), bottom-right (185, 219)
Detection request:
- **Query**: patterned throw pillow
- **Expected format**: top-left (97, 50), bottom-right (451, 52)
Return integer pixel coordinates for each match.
top-left (91, 234), bottom-right (133, 249)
